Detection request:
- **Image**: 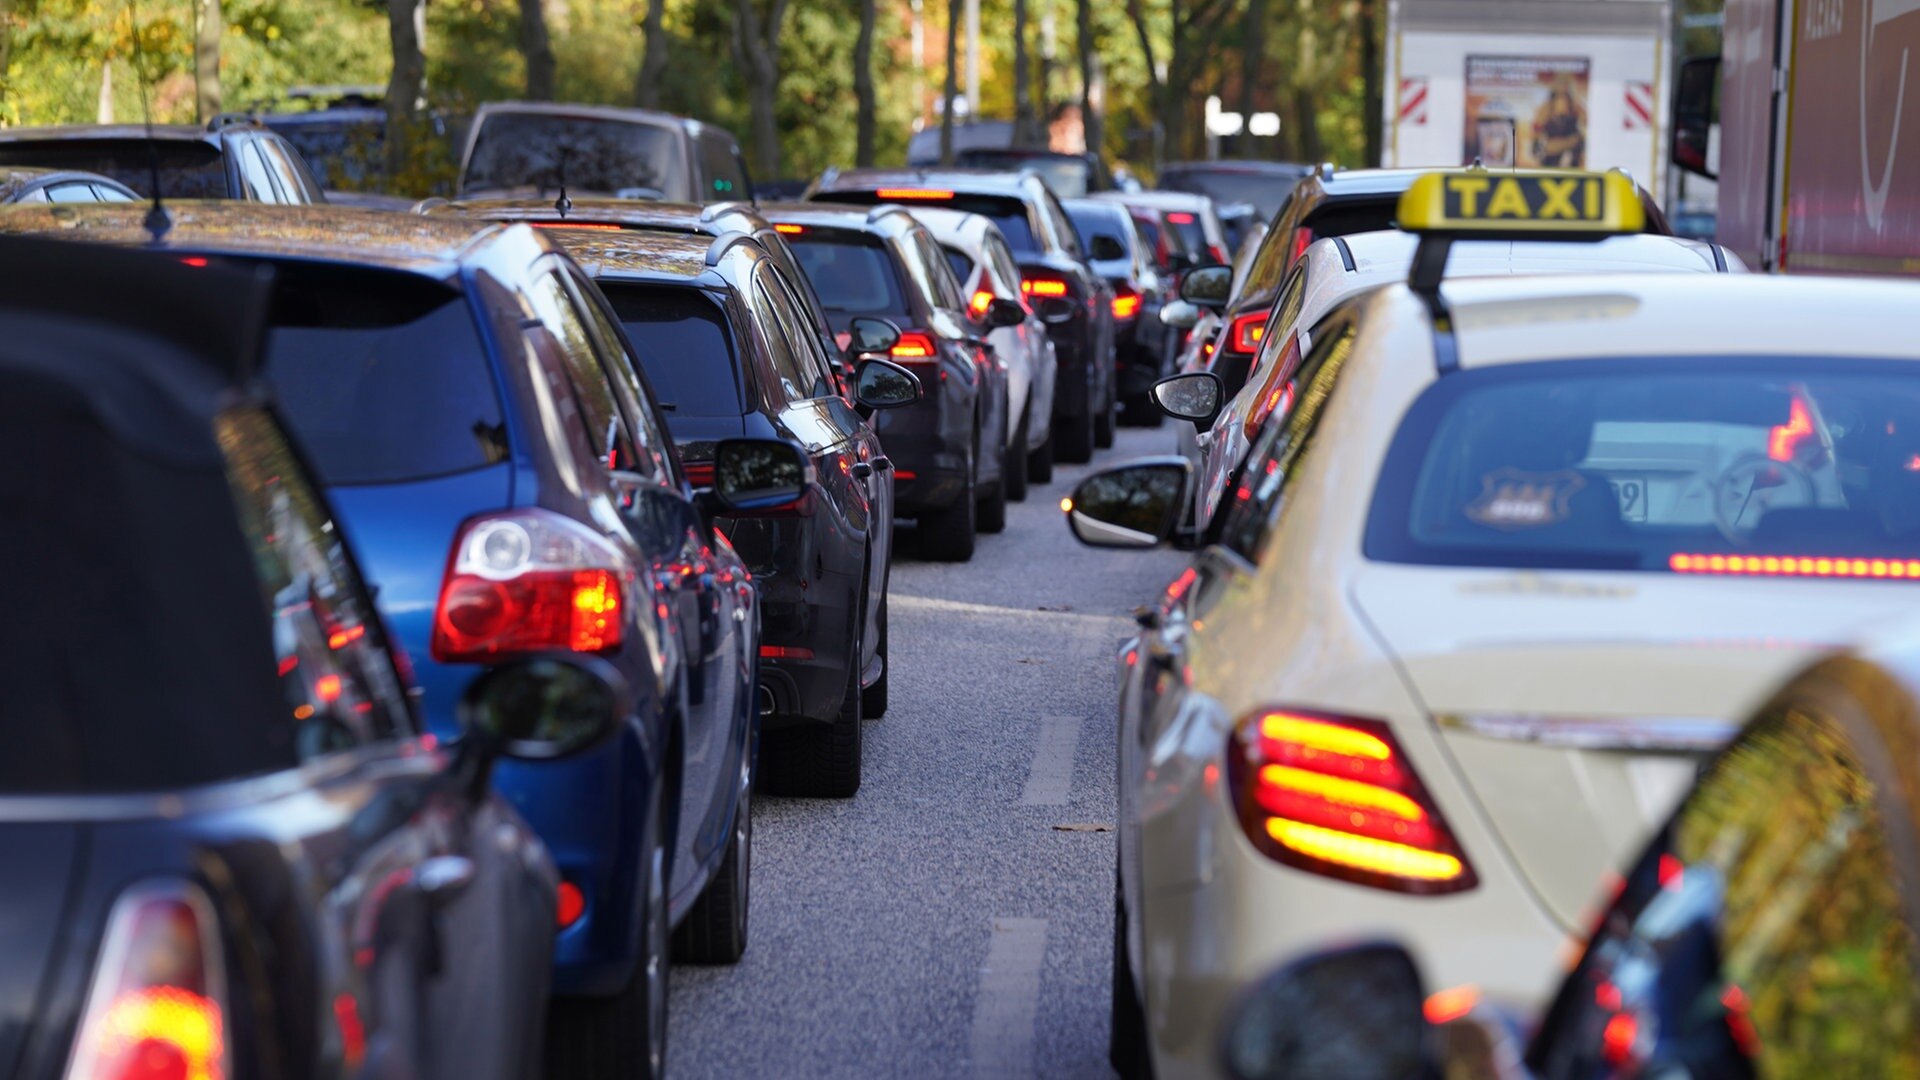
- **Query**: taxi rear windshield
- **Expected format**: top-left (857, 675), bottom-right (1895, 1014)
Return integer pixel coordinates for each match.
top-left (1365, 359), bottom-right (1920, 575)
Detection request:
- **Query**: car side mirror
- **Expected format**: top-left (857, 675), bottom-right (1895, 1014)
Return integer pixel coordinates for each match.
top-left (707, 437), bottom-right (813, 514)
top-left (847, 315), bottom-right (902, 356)
top-left (853, 357), bottom-right (922, 409)
top-left (1672, 56), bottom-right (1719, 180)
top-left (1220, 943), bottom-right (1433, 1080)
top-left (1062, 457), bottom-right (1191, 549)
top-left (1179, 264), bottom-right (1233, 307)
top-left (458, 656), bottom-right (626, 764)
top-left (1090, 234), bottom-right (1128, 261)
top-left (984, 297), bottom-right (1026, 329)
top-left (1160, 298), bottom-right (1200, 330)
top-left (1150, 371), bottom-right (1223, 427)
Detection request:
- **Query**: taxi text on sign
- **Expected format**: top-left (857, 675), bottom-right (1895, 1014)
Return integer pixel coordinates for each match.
top-left (1397, 171), bottom-right (1646, 235)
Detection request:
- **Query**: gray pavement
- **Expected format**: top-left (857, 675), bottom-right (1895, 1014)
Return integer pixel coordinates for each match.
top-left (668, 425), bottom-right (1191, 1078)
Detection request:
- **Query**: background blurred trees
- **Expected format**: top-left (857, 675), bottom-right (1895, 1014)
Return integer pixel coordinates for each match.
top-left (0, 0), bottom-right (1383, 188)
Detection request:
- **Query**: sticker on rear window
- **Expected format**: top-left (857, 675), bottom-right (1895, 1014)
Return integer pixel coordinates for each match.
top-left (1465, 469), bottom-right (1586, 530)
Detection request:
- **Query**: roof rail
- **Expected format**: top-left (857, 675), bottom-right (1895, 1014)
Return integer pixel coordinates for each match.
top-left (206, 112), bottom-right (259, 132)
top-left (705, 229), bottom-right (756, 267)
top-left (866, 204), bottom-right (908, 225)
top-left (1318, 162), bottom-right (1338, 180)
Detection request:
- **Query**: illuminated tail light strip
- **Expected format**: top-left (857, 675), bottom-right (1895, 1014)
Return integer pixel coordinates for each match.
top-left (891, 331), bottom-right (940, 361)
top-left (1669, 553), bottom-right (1920, 578)
top-left (1226, 709), bottom-right (1477, 894)
top-left (1226, 310), bottom-right (1268, 354)
top-left (1022, 275), bottom-right (1071, 298)
top-left (65, 881), bottom-right (230, 1080)
top-left (1111, 286), bottom-right (1143, 320)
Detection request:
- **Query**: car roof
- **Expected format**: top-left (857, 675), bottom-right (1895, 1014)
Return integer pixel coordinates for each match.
top-left (541, 226), bottom-right (716, 282)
top-left (813, 167), bottom-right (1041, 199)
top-left (1400, 274), bottom-right (1920, 368)
top-left (1323, 230), bottom-right (1730, 283)
top-left (900, 205), bottom-right (994, 248)
top-left (1095, 190), bottom-right (1215, 211)
top-left (470, 100), bottom-right (694, 133)
top-left (0, 124), bottom-right (226, 147)
top-left (0, 202), bottom-right (507, 278)
top-left (1162, 160), bottom-right (1312, 176)
top-left (439, 196), bottom-right (777, 237)
top-left (757, 200), bottom-right (916, 233)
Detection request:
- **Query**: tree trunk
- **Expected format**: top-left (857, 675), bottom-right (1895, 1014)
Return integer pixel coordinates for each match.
top-left (855, 0), bottom-right (877, 165)
top-left (636, 0), bottom-right (667, 107)
top-left (940, 0), bottom-right (960, 164)
top-left (384, 0), bottom-right (427, 180)
top-left (731, 0), bottom-right (788, 179)
top-left (1012, 0), bottom-right (1032, 146)
top-left (194, 0), bottom-right (222, 122)
top-left (1236, 0), bottom-right (1266, 158)
top-left (520, 0), bottom-right (555, 100)
top-left (1292, 84), bottom-right (1321, 162)
top-left (0, 0), bottom-right (13, 117)
top-left (1077, 0), bottom-right (1103, 159)
top-left (1358, 0), bottom-right (1381, 166)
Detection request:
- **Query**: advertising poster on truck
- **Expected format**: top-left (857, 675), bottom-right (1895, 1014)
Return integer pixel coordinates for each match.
top-left (1463, 56), bottom-right (1592, 168)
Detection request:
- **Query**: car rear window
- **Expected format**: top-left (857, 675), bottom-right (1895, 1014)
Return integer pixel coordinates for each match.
top-left (1366, 358), bottom-right (1920, 575)
top-left (462, 112), bottom-right (685, 199)
top-left (943, 245), bottom-right (974, 285)
top-left (600, 282), bottom-right (745, 416)
top-left (788, 232), bottom-right (910, 318)
top-left (0, 139), bottom-right (230, 198)
top-left (816, 190), bottom-right (1041, 254)
top-left (955, 149), bottom-right (1093, 197)
top-left (1161, 168), bottom-right (1303, 221)
top-left (263, 266), bottom-right (509, 486)
top-left (1065, 204), bottom-right (1130, 259)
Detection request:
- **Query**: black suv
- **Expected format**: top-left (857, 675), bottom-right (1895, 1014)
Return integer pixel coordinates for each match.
top-left (0, 118), bottom-right (325, 202)
top-left (806, 167), bottom-right (1116, 462)
top-left (537, 221), bottom-right (921, 797)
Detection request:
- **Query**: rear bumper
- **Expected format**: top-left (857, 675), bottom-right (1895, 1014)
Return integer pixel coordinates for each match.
top-left (722, 519), bottom-right (863, 726)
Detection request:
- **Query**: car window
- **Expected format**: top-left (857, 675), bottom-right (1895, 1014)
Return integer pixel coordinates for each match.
top-left (1040, 190), bottom-right (1081, 258)
top-left (891, 226), bottom-right (961, 313)
top-left (566, 272), bottom-right (675, 480)
top-left (943, 245), bottom-right (975, 287)
top-left (789, 232), bottom-right (912, 319)
top-left (237, 143), bottom-right (280, 201)
top-left (697, 132), bottom-right (749, 199)
top-left (0, 140), bottom-right (231, 198)
top-left (1531, 682), bottom-right (1920, 1078)
top-left (463, 112), bottom-right (686, 199)
top-left (765, 266), bottom-right (840, 396)
top-left (264, 266), bottom-right (509, 486)
top-left (260, 139), bottom-right (317, 203)
top-left (1248, 266), bottom-right (1308, 376)
top-left (1214, 319), bottom-right (1358, 561)
top-left (749, 267), bottom-right (815, 402)
top-left (984, 234), bottom-right (1024, 296)
top-left (601, 281), bottom-right (746, 417)
top-left (217, 407), bottom-right (414, 757)
top-left (527, 271), bottom-right (642, 475)
top-left (90, 182), bottom-right (135, 202)
top-left (45, 182), bottom-right (99, 203)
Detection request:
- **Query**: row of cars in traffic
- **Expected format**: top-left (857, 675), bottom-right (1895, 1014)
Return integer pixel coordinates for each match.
top-left (1069, 166), bottom-right (1920, 1077)
top-left (0, 103), bottom-right (1231, 1079)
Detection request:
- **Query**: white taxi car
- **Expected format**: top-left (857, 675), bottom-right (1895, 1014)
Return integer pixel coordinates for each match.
top-left (1065, 171), bottom-right (1920, 1078)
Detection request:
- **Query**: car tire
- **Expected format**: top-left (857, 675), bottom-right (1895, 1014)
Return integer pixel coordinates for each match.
top-left (861, 591), bottom-right (888, 719)
top-left (976, 465), bottom-right (1008, 535)
top-left (918, 470), bottom-right (977, 561)
top-left (761, 620), bottom-right (863, 798)
top-left (1055, 411), bottom-right (1094, 464)
top-left (1027, 427), bottom-right (1055, 484)
top-left (1110, 871), bottom-right (1153, 1080)
top-left (546, 780), bottom-right (672, 1080)
top-left (1004, 406), bottom-right (1030, 502)
top-left (671, 741), bottom-right (753, 964)
top-left (1094, 400), bottom-right (1116, 449)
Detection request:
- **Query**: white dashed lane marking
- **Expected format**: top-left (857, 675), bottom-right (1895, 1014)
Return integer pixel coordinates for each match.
top-left (969, 917), bottom-right (1048, 1077)
top-left (1021, 715), bottom-right (1083, 806)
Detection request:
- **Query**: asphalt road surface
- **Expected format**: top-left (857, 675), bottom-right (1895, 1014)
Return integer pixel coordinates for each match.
top-left (669, 425), bottom-right (1191, 1078)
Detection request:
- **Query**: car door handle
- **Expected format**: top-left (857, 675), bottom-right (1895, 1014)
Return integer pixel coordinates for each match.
top-left (416, 855), bottom-right (476, 908)
top-left (852, 462), bottom-right (873, 480)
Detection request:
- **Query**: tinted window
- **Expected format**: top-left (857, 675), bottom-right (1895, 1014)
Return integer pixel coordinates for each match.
top-left (1215, 322), bottom-right (1357, 560)
top-left (260, 139), bottom-right (319, 203)
top-left (265, 268), bottom-right (509, 486)
top-left (1365, 359), bottom-right (1920, 573)
top-left (463, 112), bottom-right (686, 199)
top-left (943, 245), bottom-right (975, 286)
top-left (565, 273), bottom-right (673, 479)
top-left (789, 233), bottom-right (911, 317)
top-left (983, 233), bottom-right (1024, 296)
top-left (697, 132), bottom-right (749, 199)
top-left (44, 182), bottom-right (98, 203)
top-left (527, 272), bottom-right (640, 473)
top-left (1065, 204), bottom-right (1130, 258)
top-left (765, 267), bottom-right (841, 393)
top-left (900, 227), bottom-right (965, 311)
top-left (0, 139), bottom-right (230, 198)
top-left (237, 143), bottom-right (279, 200)
top-left (752, 265), bottom-right (819, 400)
top-left (813, 190), bottom-right (1041, 254)
top-left (603, 282), bottom-right (745, 416)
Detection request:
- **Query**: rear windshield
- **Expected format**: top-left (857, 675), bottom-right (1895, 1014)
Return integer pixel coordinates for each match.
top-left (1163, 211), bottom-right (1211, 258)
top-left (264, 267), bottom-right (509, 485)
top-left (1366, 359), bottom-right (1920, 574)
top-left (462, 113), bottom-right (685, 198)
top-left (817, 190), bottom-right (1041, 254)
top-left (788, 233), bottom-right (910, 318)
top-left (1161, 168), bottom-right (1302, 221)
top-left (956, 149), bottom-right (1092, 197)
top-left (1065, 204), bottom-right (1130, 259)
top-left (601, 282), bottom-right (745, 416)
top-left (0, 139), bottom-right (230, 198)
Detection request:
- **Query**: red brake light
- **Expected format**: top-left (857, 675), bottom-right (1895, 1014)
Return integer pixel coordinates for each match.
top-left (760, 645), bottom-right (815, 659)
top-left (556, 881), bottom-right (586, 928)
top-left (1226, 708), bottom-right (1477, 893)
top-left (1668, 553), bottom-right (1920, 579)
top-left (773, 223), bottom-right (804, 234)
top-left (179, 256), bottom-right (209, 268)
top-left (532, 222), bottom-right (622, 230)
top-left (969, 288), bottom-right (996, 318)
top-left (875, 188), bottom-right (954, 200)
top-left (1227, 310), bottom-right (1268, 354)
top-left (1111, 285), bottom-right (1142, 320)
top-left (1167, 212), bottom-right (1197, 225)
top-left (1022, 275), bottom-right (1071, 298)
top-left (431, 509), bottom-right (632, 662)
top-left (891, 331), bottom-right (939, 360)
top-left (67, 882), bottom-right (228, 1080)
top-left (683, 460), bottom-right (716, 488)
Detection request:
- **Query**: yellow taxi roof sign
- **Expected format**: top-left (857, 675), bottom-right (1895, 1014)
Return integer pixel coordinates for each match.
top-left (1397, 170), bottom-right (1645, 236)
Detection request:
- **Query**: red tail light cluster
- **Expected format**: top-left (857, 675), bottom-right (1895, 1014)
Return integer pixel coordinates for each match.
top-left (1227, 310), bottom-right (1268, 354)
top-left (683, 460), bottom-right (716, 488)
top-left (1669, 553), bottom-right (1920, 579)
top-left (890, 331), bottom-right (940, 361)
top-left (1021, 274), bottom-right (1071, 299)
top-left (969, 288), bottom-right (996, 319)
top-left (1226, 708), bottom-right (1477, 893)
top-left (1111, 285), bottom-right (1143, 321)
top-left (432, 509), bottom-right (633, 662)
top-left (66, 882), bottom-right (229, 1080)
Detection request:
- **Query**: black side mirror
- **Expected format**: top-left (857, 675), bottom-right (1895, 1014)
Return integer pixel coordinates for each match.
top-left (458, 656), bottom-right (626, 763)
top-left (1672, 56), bottom-right (1719, 180)
top-left (1150, 371), bottom-right (1223, 427)
top-left (847, 315), bottom-right (902, 356)
top-left (1179, 264), bottom-right (1233, 307)
top-left (1220, 943), bottom-right (1432, 1080)
top-left (853, 357), bottom-right (922, 409)
top-left (984, 297), bottom-right (1026, 329)
top-left (707, 437), bottom-right (812, 514)
top-left (1090, 234), bottom-right (1128, 261)
top-left (1062, 457), bottom-right (1191, 549)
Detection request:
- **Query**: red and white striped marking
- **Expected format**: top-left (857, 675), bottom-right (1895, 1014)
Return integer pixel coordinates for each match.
top-left (1398, 77), bottom-right (1429, 126)
top-left (1624, 81), bottom-right (1654, 130)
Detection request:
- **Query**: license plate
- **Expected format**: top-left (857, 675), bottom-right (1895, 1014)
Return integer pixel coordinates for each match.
top-left (1609, 476), bottom-right (1650, 522)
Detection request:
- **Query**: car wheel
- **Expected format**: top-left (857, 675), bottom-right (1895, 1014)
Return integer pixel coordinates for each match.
top-left (1110, 870), bottom-right (1153, 1080)
top-left (761, 615), bottom-right (863, 798)
top-left (1004, 405), bottom-right (1030, 502)
top-left (976, 464), bottom-right (1007, 535)
top-left (672, 742), bottom-right (753, 964)
top-left (546, 780), bottom-right (672, 1079)
top-left (1055, 411), bottom-right (1094, 464)
top-left (1027, 426), bottom-right (1054, 484)
top-left (861, 591), bottom-right (888, 718)
top-left (918, 469), bottom-right (977, 561)
top-left (1094, 401), bottom-right (1116, 449)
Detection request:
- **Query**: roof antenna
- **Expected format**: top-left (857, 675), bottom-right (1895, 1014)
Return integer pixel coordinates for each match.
top-left (555, 187), bottom-right (571, 218)
top-left (124, 0), bottom-right (171, 242)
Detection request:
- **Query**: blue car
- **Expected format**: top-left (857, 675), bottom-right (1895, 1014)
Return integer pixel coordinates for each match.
top-left (0, 202), bottom-right (785, 1079)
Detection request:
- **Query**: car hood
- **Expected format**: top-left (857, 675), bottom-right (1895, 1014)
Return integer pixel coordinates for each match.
top-left (0, 823), bottom-right (85, 1079)
top-left (1349, 563), bottom-right (1914, 928)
